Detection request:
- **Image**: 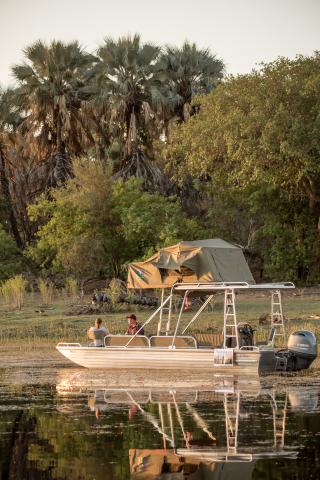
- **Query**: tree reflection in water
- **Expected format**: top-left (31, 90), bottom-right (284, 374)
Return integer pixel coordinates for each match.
top-left (0, 373), bottom-right (319, 480)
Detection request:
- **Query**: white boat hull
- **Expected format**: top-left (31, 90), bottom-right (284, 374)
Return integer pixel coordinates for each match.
top-left (56, 345), bottom-right (260, 373)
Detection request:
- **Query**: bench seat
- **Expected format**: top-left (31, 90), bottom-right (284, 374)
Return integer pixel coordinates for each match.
top-left (104, 335), bottom-right (150, 347)
top-left (150, 336), bottom-right (197, 349)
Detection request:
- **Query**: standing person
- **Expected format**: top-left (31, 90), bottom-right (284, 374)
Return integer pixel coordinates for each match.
top-left (88, 318), bottom-right (109, 346)
top-left (125, 314), bottom-right (144, 335)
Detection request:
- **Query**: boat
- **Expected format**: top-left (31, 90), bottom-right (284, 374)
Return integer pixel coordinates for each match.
top-left (56, 281), bottom-right (317, 372)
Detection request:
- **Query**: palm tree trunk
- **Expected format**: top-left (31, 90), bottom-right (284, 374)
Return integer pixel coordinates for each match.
top-left (0, 141), bottom-right (23, 247)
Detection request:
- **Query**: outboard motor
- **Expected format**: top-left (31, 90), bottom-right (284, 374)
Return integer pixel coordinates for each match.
top-left (287, 331), bottom-right (317, 371)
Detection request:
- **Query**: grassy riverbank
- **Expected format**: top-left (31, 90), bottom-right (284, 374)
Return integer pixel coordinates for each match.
top-left (0, 290), bottom-right (319, 348)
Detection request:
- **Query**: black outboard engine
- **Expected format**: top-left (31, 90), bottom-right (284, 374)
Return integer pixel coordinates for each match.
top-left (287, 330), bottom-right (317, 371)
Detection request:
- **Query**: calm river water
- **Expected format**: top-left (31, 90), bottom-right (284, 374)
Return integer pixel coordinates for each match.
top-left (0, 366), bottom-right (319, 480)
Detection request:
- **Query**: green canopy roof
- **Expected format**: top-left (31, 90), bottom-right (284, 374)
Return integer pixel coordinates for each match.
top-left (128, 238), bottom-right (255, 289)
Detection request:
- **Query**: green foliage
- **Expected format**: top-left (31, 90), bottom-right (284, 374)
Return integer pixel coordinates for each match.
top-left (27, 158), bottom-right (200, 279)
top-left (0, 224), bottom-right (24, 281)
top-left (165, 54), bottom-right (320, 282)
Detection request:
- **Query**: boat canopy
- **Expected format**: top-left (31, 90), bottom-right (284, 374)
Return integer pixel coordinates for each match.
top-left (127, 239), bottom-right (255, 289)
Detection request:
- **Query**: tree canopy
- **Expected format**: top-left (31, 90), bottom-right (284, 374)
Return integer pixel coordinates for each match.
top-left (165, 53), bottom-right (320, 281)
top-left (0, 35), bottom-right (319, 283)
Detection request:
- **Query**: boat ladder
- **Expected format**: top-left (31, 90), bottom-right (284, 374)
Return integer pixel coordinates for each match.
top-left (224, 392), bottom-right (240, 452)
top-left (270, 389), bottom-right (288, 449)
top-left (271, 290), bottom-right (286, 345)
top-left (223, 289), bottom-right (239, 348)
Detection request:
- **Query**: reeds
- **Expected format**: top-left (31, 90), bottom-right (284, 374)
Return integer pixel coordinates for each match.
top-left (65, 277), bottom-right (78, 300)
top-left (38, 278), bottom-right (54, 305)
top-left (0, 275), bottom-right (28, 309)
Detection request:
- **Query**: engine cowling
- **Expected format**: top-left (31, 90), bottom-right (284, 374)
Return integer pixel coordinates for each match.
top-left (287, 330), bottom-right (317, 370)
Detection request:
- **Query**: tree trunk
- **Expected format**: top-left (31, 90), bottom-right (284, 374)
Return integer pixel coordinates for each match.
top-left (0, 141), bottom-right (23, 247)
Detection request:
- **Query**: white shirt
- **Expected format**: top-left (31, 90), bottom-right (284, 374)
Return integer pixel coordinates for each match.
top-left (89, 326), bottom-right (108, 347)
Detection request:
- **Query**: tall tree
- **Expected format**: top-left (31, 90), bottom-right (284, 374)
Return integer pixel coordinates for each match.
top-left (0, 87), bottom-right (23, 246)
top-left (165, 53), bottom-right (320, 281)
top-left (89, 34), bottom-right (166, 189)
top-left (12, 40), bottom-right (95, 186)
top-left (158, 41), bottom-right (224, 123)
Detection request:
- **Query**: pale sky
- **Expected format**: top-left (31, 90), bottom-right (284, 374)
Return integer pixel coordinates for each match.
top-left (0, 0), bottom-right (319, 86)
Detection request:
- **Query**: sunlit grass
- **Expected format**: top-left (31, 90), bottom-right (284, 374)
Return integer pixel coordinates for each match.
top-left (0, 291), bottom-right (319, 362)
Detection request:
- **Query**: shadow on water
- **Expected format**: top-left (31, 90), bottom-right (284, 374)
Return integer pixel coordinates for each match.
top-left (0, 367), bottom-right (319, 479)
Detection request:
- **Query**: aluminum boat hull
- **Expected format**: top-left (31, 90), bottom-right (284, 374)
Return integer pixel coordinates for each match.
top-left (56, 345), bottom-right (261, 373)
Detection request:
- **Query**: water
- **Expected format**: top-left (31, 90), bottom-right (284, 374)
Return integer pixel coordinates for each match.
top-left (0, 367), bottom-right (320, 479)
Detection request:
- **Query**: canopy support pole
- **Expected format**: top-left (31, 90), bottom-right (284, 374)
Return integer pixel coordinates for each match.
top-left (157, 288), bottom-right (165, 335)
top-left (126, 293), bottom-right (173, 347)
top-left (171, 291), bottom-right (188, 348)
top-left (182, 295), bottom-right (214, 334)
top-left (157, 289), bottom-right (173, 336)
top-left (165, 294), bottom-right (173, 335)
top-left (126, 391), bottom-right (174, 446)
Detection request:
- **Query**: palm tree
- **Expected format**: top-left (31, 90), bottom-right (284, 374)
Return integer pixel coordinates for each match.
top-left (158, 41), bottom-right (225, 122)
top-left (88, 34), bottom-right (167, 189)
top-left (12, 40), bottom-right (96, 185)
top-left (0, 87), bottom-right (23, 246)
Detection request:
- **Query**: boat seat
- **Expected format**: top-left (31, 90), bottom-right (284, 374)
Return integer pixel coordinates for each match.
top-left (104, 335), bottom-right (150, 347)
top-left (193, 333), bottom-right (224, 349)
top-left (150, 336), bottom-right (197, 349)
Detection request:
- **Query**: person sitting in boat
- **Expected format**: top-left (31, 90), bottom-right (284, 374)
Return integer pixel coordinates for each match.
top-left (87, 318), bottom-right (109, 346)
top-left (125, 314), bottom-right (144, 335)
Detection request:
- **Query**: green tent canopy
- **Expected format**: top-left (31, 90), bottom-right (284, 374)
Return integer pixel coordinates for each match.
top-left (127, 239), bottom-right (255, 289)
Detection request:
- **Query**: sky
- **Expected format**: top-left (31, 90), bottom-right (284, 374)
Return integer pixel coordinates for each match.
top-left (0, 0), bottom-right (319, 86)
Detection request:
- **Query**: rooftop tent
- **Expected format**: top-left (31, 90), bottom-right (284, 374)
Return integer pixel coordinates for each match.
top-left (127, 239), bottom-right (255, 289)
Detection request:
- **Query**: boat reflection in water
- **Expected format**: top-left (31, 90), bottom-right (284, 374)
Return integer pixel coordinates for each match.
top-left (56, 372), bottom-right (319, 480)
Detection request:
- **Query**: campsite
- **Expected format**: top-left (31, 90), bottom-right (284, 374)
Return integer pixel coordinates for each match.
top-left (1, 0), bottom-right (320, 478)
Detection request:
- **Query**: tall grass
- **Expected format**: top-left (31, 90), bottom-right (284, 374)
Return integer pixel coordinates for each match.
top-left (38, 278), bottom-right (54, 305)
top-left (65, 277), bottom-right (78, 300)
top-left (0, 275), bottom-right (28, 310)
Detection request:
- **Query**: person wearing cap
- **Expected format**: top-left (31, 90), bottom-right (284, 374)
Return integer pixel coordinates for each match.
top-left (125, 314), bottom-right (144, 335)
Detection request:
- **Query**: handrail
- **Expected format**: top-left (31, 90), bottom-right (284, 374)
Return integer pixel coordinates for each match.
top-left (173, 282), bottom-right (295, 292)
